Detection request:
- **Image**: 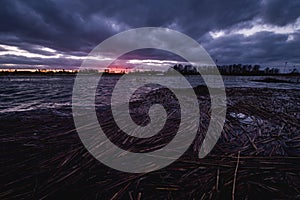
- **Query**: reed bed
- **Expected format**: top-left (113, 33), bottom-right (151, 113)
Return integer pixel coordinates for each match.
top-left (0, 87), bottom-right (300, 199)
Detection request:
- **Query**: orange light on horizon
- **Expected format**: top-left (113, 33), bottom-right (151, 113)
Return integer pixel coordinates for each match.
top-left (107, 65), bottom-right (131, 73)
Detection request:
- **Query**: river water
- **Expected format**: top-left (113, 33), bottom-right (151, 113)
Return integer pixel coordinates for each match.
top-left (0, 75), bottom-right (299, 115)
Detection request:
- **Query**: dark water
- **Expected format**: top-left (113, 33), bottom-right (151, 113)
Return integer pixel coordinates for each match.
top-left (0, 75), bottom-right (299, 115)
top-left (0, 76), bottom-right (74, 115)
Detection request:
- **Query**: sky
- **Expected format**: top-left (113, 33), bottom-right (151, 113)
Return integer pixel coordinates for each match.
top-left (0, 0), bottom-right (299, 71)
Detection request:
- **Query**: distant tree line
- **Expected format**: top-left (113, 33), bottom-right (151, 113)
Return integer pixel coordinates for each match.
top-left (0, 69), bottom-right (77, 75)
top-left (168, 64), bottom-right (299, 75)
top-left (217, 64), bottom-right (279, 75)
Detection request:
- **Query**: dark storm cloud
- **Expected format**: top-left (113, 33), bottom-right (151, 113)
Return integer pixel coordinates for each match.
top-left (0, 0), bottom-right (299, 68)
top-left (119, 49), bottom-right (186, 62)
top-left (261, 0), bottom-right (300, 26)
top-left (203, 31), bottom-right (300, 65)
top-left (0, 0), bottom-right (259, 51)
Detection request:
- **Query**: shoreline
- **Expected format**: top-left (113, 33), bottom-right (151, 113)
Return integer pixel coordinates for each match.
top-left (0, 72), bottom-right (300, 77)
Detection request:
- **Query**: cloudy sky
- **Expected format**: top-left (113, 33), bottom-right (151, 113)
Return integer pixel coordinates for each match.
top-left (0, 0), bottom-right (299, 70)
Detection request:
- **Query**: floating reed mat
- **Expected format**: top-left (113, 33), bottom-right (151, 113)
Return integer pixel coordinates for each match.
top-left (0, 87), bottom-right (300, 199)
